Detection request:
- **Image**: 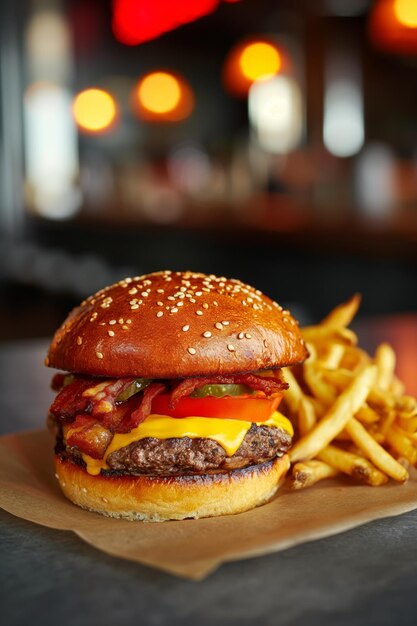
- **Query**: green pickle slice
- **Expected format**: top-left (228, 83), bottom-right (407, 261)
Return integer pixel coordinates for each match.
top-left (116, 378), bottom-right (151, 402)
top-left (191, 383), bottom-right (254, 398)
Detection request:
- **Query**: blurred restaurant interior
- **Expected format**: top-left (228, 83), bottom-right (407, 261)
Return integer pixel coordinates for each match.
top-left (1, 0), bottom-right (417, 342)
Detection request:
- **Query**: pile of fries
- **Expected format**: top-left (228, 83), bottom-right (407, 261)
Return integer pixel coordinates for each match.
top-left (281, 295), bottom-right (417, 489)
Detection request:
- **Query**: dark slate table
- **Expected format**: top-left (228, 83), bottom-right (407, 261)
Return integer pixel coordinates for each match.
top-left (2, 324), bottom-right (417, 626)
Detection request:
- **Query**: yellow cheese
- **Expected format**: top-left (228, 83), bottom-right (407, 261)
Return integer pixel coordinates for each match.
top-left (77, 411), bottom-right (293, 476)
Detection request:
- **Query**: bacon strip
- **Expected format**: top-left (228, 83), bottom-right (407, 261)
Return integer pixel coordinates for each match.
top-left (123, 383), bottom-right (166, 431)
top-left (168, 372), bottom-right (288, 408)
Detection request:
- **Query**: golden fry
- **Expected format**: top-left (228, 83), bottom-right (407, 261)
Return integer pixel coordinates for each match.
top-left (302, 326), bottom-right (358, 346)
top-left (345, 417), bottom-right (408, 482)
top-left (375, 343), bottom-right (396, 391)
top-left (290, 365), bottom-right (377, 463)
top-left (291, 460), bottom-right (338, 489)
top-left (317, 445), bottom-right (388, 486)
top-left (298, 396), bottom-right (317, 436)
top-left (386, 426), bottom-right (417, 466)
top-left (281, 368), bottom-right (304, 416)
top-left (320, 344), bottom-right (345, 369)
top-left (355, 404), bottom-right (380, 424)
top-left (320, 293), bottom-right (362, 328)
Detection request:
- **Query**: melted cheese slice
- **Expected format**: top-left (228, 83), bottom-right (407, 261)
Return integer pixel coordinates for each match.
top-left (72, 412), bottom-right (293, 476)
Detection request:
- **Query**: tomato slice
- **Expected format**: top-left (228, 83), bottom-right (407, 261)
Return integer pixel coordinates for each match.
top-left (151, 393), bottom-right (283, 422)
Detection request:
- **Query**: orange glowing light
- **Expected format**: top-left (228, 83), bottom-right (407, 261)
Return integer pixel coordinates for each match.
top-left (73, 88), bottom-right (117, 133)
top-left (133, 71), bottom-right (194, 122)
top-left (138, 72), bottom-right (181, 114)
top-left (223, 38), bottom-right (286, 97)
top-left (394, 0), bottom-right (417, 27)
top-left (369, 0), bottom-right (417, 55)
top-left (239, 42), bottom-right (281, 82)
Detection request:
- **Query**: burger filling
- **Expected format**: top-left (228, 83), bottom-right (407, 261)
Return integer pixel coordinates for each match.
top-left (49, 370), bottom-right (293, 476)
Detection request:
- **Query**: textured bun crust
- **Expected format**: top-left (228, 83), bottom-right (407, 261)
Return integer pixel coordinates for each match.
top-left (47, 271), bottom-right (307, 378)
top-left (54, 454), bottom-right (290, 521)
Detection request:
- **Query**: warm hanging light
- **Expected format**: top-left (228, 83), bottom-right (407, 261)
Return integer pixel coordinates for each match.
top-left (369, 0), bottom-right (417, 55)
top-left (394, 0), bottom-right (417, 27)
top-left (72, 88), bottom-right (118, 134)
top-left (223, 38), bottom-right (285, 97)
top-left (133, 71), bottom-right (194, 122)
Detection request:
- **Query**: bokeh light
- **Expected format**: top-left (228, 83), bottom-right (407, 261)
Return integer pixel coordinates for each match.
top-left (138, 72), bottom-right (181, 114)
top-left (72, 88), bottom-right (118, 134)
top-left (240, 42), bottom-right (281, 82)
top-left (133, 71), bottom-right (194, 122)
top-left (394, 0), bottom-right (417, 27)
top-left (223, 38), bottom-right (285, 97)
top-left (369, 0), bottom-right (417, 54)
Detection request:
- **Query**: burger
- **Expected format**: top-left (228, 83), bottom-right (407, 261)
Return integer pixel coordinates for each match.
top-left (46, 270), bottom-right (307, 521)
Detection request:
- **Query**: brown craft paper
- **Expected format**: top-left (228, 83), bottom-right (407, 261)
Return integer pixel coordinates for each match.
top-left (1, 429), bottom-right (417, 580)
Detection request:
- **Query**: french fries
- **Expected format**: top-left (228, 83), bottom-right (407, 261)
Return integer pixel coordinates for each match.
top-left (281, 295), bottom-right (417, 489)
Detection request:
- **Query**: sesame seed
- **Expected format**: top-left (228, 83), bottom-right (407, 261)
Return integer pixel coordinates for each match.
top-left (227, 344), bottom-right (236, 352)
top-left (108, 330), bottom-right (115, 337)
top-left (96, 352), bottom-right (103, 359)
top-left (171, 307), bottom-right (179, 313)
top-left (118, 318), bottom-right (124, 324)
top-left (61, 482), bottom-right (66, 487)
top-left (222, 321), bottom-right (230, 326)
top-left (54, 473), bottom-right (59, 479)
top-left (203, 331), bottom-right (212, 338)
top-left (128, 288), bottom-right (138, 295)
top-left (245, 333), bottom-right (252, 339)
top-left (167, 296), bottom-right (175, 301)
top-left (213, 301), bottom-right (218, 306)
top-left (130, 304), bottom-right (139, 310)
top-left (182, 325), bottom-right (190, 332)
top-left (196, 310), bottom-right (203, 316)
top-left (188, 347), bottom-right (196, 355)
top-left (238, 332), bottom-right (245, 339)
top-left (109, 320), bottom-right (116, 325)
top-left (82, 487), bottom-right (88, 494)
top-left (177, 301), bottom-right (184, 307)
top-left (126, 319), bottom-right (132, 324)
top-left (156, 289), bottom-right (164, 293)
top-left (156, 311), bottom-right (164, 318)
top-left (77, 336), bottom-right (83, 345)
top-left (99, 322), bottom-right (106, 326)
top-left (122, 325), bottom-right (129, 330)
top-left (190, 298), bottom-right (196, 303)
top-left (215, 322), bottom-right (223, 330)
top-left (202, 303), bottom-right (209, 309)
top-left (102, 497), bottom-right (108, 503)
top-left (195, 291), bottom-right (203, 296)
top-left (157, 301), bottom-right (164, 306)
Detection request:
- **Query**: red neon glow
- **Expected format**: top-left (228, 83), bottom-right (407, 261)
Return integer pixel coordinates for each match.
top-left (113, 0), bottom-right (219, 45)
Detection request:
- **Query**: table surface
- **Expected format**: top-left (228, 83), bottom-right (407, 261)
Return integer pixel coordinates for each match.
top-left (2, 315), bottom-right (417, 626)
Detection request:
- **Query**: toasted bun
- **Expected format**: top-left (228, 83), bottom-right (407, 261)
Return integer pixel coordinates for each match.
top-left (54, 454), bottom-right (290, 521)
top-left (47, 270), bottom-right (307, 378)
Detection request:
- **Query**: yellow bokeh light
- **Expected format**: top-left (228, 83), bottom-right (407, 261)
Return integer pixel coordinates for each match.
top-left (394, 0), bottom-right (417, 27)
top-left (73, 88), bottom-right (117, 133)
top-left (138, 72), bottom-right (181, 114)
top-left (239, 42), bottom-right (281, 82)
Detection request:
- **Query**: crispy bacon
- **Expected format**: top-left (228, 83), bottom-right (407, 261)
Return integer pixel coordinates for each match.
top-left (122, 383), bottom-right (166, 432)
top-left (168, 372), bottom-right (288, 407)
top-left (50, 377), bottom-right (136, 424)
top-left (65, 415), bottom-right (114, 459)
top-left (50, 379), bottom-right (97, 422)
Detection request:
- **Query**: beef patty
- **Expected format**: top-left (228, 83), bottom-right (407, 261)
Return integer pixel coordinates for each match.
top-left (62, 424), bottom-right (291, 475)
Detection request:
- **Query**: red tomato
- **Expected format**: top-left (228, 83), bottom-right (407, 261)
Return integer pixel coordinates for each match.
top-left (151, 393), bottom-right (283, 422)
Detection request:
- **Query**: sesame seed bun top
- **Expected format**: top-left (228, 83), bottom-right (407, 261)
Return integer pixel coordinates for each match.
top-left (46, 270), bottom-right (308, 378)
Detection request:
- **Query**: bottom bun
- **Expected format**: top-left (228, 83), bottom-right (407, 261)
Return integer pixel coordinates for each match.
top-left (54, 454), bottom-right (290, 522)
